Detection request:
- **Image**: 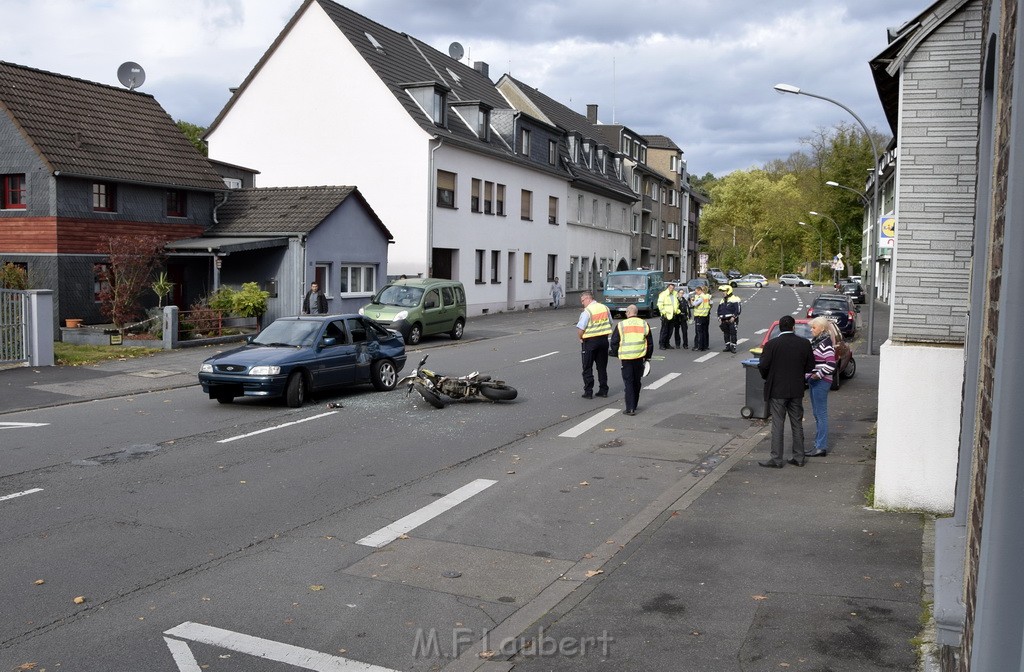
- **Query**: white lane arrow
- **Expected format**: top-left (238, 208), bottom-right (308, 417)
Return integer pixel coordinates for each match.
top-left (0, 422), bottom-right (49, 430)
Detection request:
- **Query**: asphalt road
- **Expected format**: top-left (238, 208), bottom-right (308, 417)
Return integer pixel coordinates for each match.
top-left (0, 285), bottom-right (842, 671)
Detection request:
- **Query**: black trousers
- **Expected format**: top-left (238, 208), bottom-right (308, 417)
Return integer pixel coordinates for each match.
top-left (694, 316), bottom-right (710, 350)
top-left (620, 358), bottom-right (644, 412)
top-left (659, 315), bottom-right (674, 348)
top-left (720, 318), bottom-right (738, 346)
top-left (768, 397), bottom-right (805, 463)
top-left (581, 337), bottom-right (609, 395)
top-left (672, 315), bottom-right (687, 347)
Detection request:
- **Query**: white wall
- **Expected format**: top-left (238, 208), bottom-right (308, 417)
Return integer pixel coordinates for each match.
top-left (206, 3), bottom-right (430, 276)
top-left (874, 341), bottom-right (962, 512)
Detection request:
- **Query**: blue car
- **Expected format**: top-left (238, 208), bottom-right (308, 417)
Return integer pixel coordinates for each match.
top-left (199, 314), bottom-right (407, 406)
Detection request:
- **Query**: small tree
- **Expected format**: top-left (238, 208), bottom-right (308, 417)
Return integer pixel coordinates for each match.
top-left (207, 286), bottom-right (236, 313)
top-left (1, 261), bottom-right (28, 289)
top-left (232, 282), bottom-right (270, 329)
top-left (98, 234), bottom-right (166, 333)
top-left (151, 271), bottom-right (174, 308)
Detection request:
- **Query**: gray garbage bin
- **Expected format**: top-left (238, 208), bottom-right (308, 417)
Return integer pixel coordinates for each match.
top-left (740, 357), bottom-right (768, 419)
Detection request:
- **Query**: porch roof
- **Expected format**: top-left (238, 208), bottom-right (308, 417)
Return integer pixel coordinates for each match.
top-left (164, 236), bottom-right (290, 254)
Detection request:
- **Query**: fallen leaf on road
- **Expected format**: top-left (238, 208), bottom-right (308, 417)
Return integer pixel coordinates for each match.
top-left (33, 579), bottom-right (44, 585)
top-left (17, 663), bottom-right (37, 670)
top-left (309, 585), bottom-right (325, 591)
top-left (73, 596), bottom-right (86, 604)
top-left (478, 650), bottom-right (495, 659)
top-left (751, 595), bottom-right (768, 601)
top-left (604, 428), bottom-right (616, 432)
top-left (585, 569), bottom-right (603, 578)
top-left (579, 481), bottom-right (589, 486)
top-left (398, 534), bottom-right (410, 540)
top-left (239, 480), bottom-right (247, 484)
top-left (507, 471), bottom-right (516, 474)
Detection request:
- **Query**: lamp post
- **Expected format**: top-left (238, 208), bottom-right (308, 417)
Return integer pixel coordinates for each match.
top-left (797, 221), bottom-right (824, 282)
top-left (809, 211), bottom-right (843, 282)
top-left (825, 180), bottom-right (869, 206)
top-left (774, 83), bottom-right (880, 354)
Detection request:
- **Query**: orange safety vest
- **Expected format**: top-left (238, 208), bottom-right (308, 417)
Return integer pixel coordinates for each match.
top-left (616, 317), bottom-right (649, 360)
top-left (582, 301), bottom-right (612, 338)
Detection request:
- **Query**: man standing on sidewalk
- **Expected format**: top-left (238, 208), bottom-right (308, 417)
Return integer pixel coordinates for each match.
top-left (656, 283), bottom-right (679, 350)
top-left (610, 304), bottom-right (653, 415)
top-left (576, 291), bottom-right (612, 399)
top-left (757, 315), bottom-right (815, 468)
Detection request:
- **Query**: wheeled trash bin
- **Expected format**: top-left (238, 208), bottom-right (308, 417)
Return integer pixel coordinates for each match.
top-left (740, 357), bottom-right (768, 419)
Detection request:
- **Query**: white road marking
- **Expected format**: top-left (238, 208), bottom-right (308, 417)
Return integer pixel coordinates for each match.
top-left (164, 622), bottom-right (399, 671)
top-left (519, 351), bottom-right (559, 363)
top-left (737, 338), bottom-right (749, 345)
top-left (754, 328), bottom-right (768, 335)
top-left (357, 478), bottom-right (497, 548)
top-left (559, 407), bottom-right (620, 438)
top-left (0, 488), bottom-right (43, 502)
top-left (644, 372), bottom-right (681, 390)
top-left (695, 351), bottom-right (719, 363)
top-left (0, 422), bottom-right (49, 429)
top-left (217, 411), bottom-right (337, 443)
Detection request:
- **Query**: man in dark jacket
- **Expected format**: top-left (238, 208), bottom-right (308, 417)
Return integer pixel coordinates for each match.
top-left (757, 315), bottom-right (815, 468)
top-left (302, 281), bottom-right (328, 315)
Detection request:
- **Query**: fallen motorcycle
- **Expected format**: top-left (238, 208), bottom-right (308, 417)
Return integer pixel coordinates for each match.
top-left (399, 354), bottom-right (518, 408)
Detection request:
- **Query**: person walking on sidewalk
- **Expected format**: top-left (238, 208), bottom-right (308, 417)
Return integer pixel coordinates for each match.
top-left (576, 291), bottom-right (612, 399)
top-left (674, 284), bottom-right (691, 349)
top-left (656, 283), bottom-right (679, 350)
top-left (691, 285), bottom-right (712, 351)
top-left (805, 317), bottom-right (838, 457)
top-left (757, 315), bottom-right (815, 468)
top-left (550, 277), bottom-right (564, 309)
top-left (716, 285), bottom-right (741, 353)
top-left (610, 304), bottom-right (653, 416)
top-left (302, 281), bottom-right (328, 315)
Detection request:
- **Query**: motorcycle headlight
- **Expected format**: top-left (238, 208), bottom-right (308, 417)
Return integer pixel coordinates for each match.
top-left (394, 310), bottom-right (408, 321)
top-left (249, 365), bottom-right (281, 376)
top-left (200, 363), bottom-right (213, 373)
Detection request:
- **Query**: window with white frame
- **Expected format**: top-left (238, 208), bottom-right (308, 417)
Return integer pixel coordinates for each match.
top-left (523, 252), bottom-right (532, 282)
top-left (437, 170), bottom-right (456, 208)
top-left (605, 203), bottom-right (611, 226)
top-left (569, 256), bottom-right (578, 289)
top-left (577, 194), bottom-right (584, 223)
top-left (484, 181), bottom-right (494, 214)
top-left (339, 264), bottom-right (377, 295)
top-left (490, 250), bottom-right (500, 283)
top-left (548, 140), bottom-right (557, 165)
top-left (475, 249), bottom-right (485, 283)
top-left (520, 189), bottom-right (532, 220)
top-left (521, 128), bottom-right (531, 156)
top-left (496, 184), bottom-right (506, 215)
top-left (632, 172), bottom-right (640, 193)
top-left (471, 178), bottom-right (481, 212)
top-left (623, 136), bottom-right (632, 156)
top-left (314, 263), bottom-right (332, 296)
top-left (591, 199), bottom-right (598, 225)
top-left (547, 254), bottom-right (557, 282)
top-left (548, 196), bottom-right (558, 224)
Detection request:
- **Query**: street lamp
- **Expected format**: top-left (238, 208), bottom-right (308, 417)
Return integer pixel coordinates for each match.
top-left (797, 221), bottom-right (824, 282)
top-left (809, 210), bottom-right (843, 282)
top-left (774, 83), bottom-right (881, 354)
top-left (825, 180), bottom-right (869, 207)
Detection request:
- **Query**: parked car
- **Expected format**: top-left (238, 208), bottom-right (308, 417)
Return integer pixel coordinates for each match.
top-left (807, 293), bottom-right (859, 339)
top-left (840, 281), bottom-right (866, 304)
top-left (707, 270), bottom-right (729, 287)
top-left (731, 273), bottom-right (768, 288)
top-left (748, 318), bottom-right (856, 390)
top-left (360, 278), bottom-right (466, 345)
top-left (726, 269), bottom-right (742, 280)
top-left (779, 273), bottom-right (813, 287)
top-left (686, 278), bottom-right (710, 295)
top-left (198, 314), bottom-right (407, 407)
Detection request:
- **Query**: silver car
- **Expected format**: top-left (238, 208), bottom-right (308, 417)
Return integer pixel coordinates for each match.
top-left (731, 274), bottom-right (768, 288)
top-left (779, 274), bottom-right (813, 287)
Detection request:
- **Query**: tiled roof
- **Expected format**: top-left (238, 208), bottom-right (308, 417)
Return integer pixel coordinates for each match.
top-left (0, 61), bottom-right (226, 191)
top-left (645, 134), bottom-right (681, 151)
top-left (208, 185), bottom-right (392, 239)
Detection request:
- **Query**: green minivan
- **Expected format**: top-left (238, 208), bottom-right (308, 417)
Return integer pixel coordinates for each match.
top-left (359, 278), bottom-right (467, 345)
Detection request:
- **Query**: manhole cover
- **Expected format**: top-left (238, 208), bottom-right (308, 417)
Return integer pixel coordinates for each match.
top-left (129, 369), bottom-right (180, 379)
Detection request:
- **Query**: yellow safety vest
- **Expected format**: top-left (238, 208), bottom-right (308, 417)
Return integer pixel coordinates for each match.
top-left (582, 301), bottom-right (613, 338)
top-left (693, 294), bottom-right (711, 317)
top-left (617, 317), bottom-right (649, 360)
top-left (657, 288), bottom-right (678, 319)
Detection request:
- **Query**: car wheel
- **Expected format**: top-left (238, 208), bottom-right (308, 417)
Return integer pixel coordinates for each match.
top-left (406, 323), bottom-right (422, 345)
top-left (755, 282), bottom-right (762, 288)
top-left (780, 281), bottom-right (787, 286)
top-left (730, 281), bottom-right (738, 288)
top-left (479, 382), bottom-right (518, 401)
top-left (842, 357), bottom-right (856, 379)
top-left (285, 372), bottom-right (306, 407)
top-left (450, 318), bottom-right (465, 341)
top-left (371, 359), bottom-right (398, 391)
top-left (215, 391), bottom-right (234, 404)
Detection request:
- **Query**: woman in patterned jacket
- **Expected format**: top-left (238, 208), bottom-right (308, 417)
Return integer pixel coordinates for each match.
top-left (806, 317), bottom-right (838, 457)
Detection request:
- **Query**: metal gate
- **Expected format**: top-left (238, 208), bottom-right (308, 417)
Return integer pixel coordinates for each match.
top-left (0, 288), bottom-right (29, 365)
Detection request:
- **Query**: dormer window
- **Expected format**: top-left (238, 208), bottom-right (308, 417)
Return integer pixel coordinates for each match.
top-left (405, 82), bottom-right (450, 126)
top-left (597, 148), bottom-right (605, 172)
top-left (452, 101), bottom-right (491, 140)
top-left (568, 136), bottom-right (578, 163)
top-left (582, 141), bottom-right (591, 168)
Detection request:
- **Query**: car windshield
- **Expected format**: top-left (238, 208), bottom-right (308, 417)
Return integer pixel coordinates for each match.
top-left (606, 275), bottom-right (647, 290)
top-left (842, 283), bottom-right (860, 292)
top-left (252, 320), bottom-right (321, 347)
top-left (768, 323), bottom-right (813, 341)
top-left (814, 299), bottom-right (849, 312)
top-left (373, 285), bottom-right (424, 307)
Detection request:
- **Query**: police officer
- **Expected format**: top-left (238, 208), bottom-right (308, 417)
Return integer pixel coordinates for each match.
top-left (576, 291), bottom-right (612, 399)
top-left (674, 284), bottom-right (691, 349)
top-left (717, 285), bottom-right (742, 353)
top-left (610, 304), bottom-right (653, 416)
top-left (656, 282), bottom-right (679, 350)
top-left (691, 285), bottom-right (711, 351)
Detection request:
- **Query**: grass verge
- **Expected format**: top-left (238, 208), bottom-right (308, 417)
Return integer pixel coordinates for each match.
top-left (54, 342), bottom-right (162, 366)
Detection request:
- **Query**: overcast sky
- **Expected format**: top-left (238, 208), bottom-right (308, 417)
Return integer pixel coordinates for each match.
top-left (1, 0), bottom-right (923, 177)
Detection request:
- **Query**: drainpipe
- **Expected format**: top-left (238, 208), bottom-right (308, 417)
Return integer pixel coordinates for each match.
top-left (300, 234), bottom-right (307, 311)
top-left (212, 191), bottom-right (229, 224)
top-left (428, 136), bottom-right (443, 277)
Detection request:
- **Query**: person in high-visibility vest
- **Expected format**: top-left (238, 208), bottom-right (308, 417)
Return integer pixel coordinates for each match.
top-left (576, 291), bottom-right (613, 399)
top-left (691, 285), bottom-right (712, 351)
top-left (656, 283), bottom-right (679, 350)
top-left (610, 304), bottom-right (653, 416)
top-left (717, 285), bottom-right (742, 353)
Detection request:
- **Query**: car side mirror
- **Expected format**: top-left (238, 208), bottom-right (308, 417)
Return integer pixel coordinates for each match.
top-left (321, 337), bottom-right (337, 348)
top-left (246, 335), bottom-right (255, 344)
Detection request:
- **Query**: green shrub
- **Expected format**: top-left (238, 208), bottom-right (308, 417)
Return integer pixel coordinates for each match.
top-left (232, 282), bottom-right (269, 319)
top-left (1, 261), bottom-right (28, 289)
top-left (207, 286), bottom-right (236, 313)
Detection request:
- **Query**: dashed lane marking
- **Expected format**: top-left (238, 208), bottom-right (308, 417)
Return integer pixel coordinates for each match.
top-left (0, 422), bottom-right (49, 429)
top-left (558, 407), bottom-right (620, 438)
top-left (519, 351), bottom-right (559, 363)
top-left (357, 478), bottom-right (497, 548)
top-left (217, 411), bottom-right (338, 444)
top-left (695, 351), bottom-right (718, 363)
top-left (644, 372), bottom-right (681, 390)
top-left (0, 488), bottom-right (43, 503)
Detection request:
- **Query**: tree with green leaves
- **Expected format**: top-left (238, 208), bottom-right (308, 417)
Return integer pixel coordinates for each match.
top-left (176, 120), bottom-right (208, 156)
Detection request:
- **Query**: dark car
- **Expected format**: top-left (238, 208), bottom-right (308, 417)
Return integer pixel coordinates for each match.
top-left (199, 314), bottom-right (407, 407)
top-left (840, 281), bottom-right (866, 304)
top-left (806, 293), bottom-right (859, 339)
top-left (749, 318), bottom-right (856, 390)
top-left (686, 278), bottom-right (710, 294)
top-left (706, 270), bottom-right (729, 287)
top-left (726, 269), bottom-right (742, 280)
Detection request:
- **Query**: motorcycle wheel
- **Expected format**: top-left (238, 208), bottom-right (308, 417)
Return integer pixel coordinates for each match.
top-left (479, 382), bottom-right (518, 401)
top-left (413, 382), bottom-right (445, 409)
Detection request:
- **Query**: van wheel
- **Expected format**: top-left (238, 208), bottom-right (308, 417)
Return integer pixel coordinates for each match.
top-left (450, 318), bottom-right (464, 341)
top-left (406, 323), bottom-right (422, 345)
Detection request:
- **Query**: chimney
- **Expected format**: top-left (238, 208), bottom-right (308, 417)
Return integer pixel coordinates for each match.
top-left (587, 104), bottom-right (598, 124)
top-left (473, 61), bottom-right (489, 78)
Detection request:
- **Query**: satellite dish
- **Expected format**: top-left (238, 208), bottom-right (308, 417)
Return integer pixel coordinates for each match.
top-left (117, 62), bottom-right (146, 90)
top-left (448, 42), bottom-right (464, 60)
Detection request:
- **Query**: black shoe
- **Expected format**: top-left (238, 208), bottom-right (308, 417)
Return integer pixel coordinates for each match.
top-left (663, 344), bottom-right (674, 350)
top-left (623, 409), bottom-right (635, 416)
top-left (596, 390), bottom-right (608, 398)
top-left (805, 450), bottom-right (828, 457)
top-left (787, 458), bottom-right (806, 467)
top-left (758, 461), bottom-right (783, 469)
top-left (723, 347), bottom-right (731, 352)
top-left (582, 392), bottom-right (593, 399)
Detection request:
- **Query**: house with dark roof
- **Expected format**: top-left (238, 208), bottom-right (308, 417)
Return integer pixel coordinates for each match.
top-left (0, 60), bottom-right (228, 329)
top-left (206, 0), bottom-right (601, 314)
top-left (166, 185), bottom-right (393, 322)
